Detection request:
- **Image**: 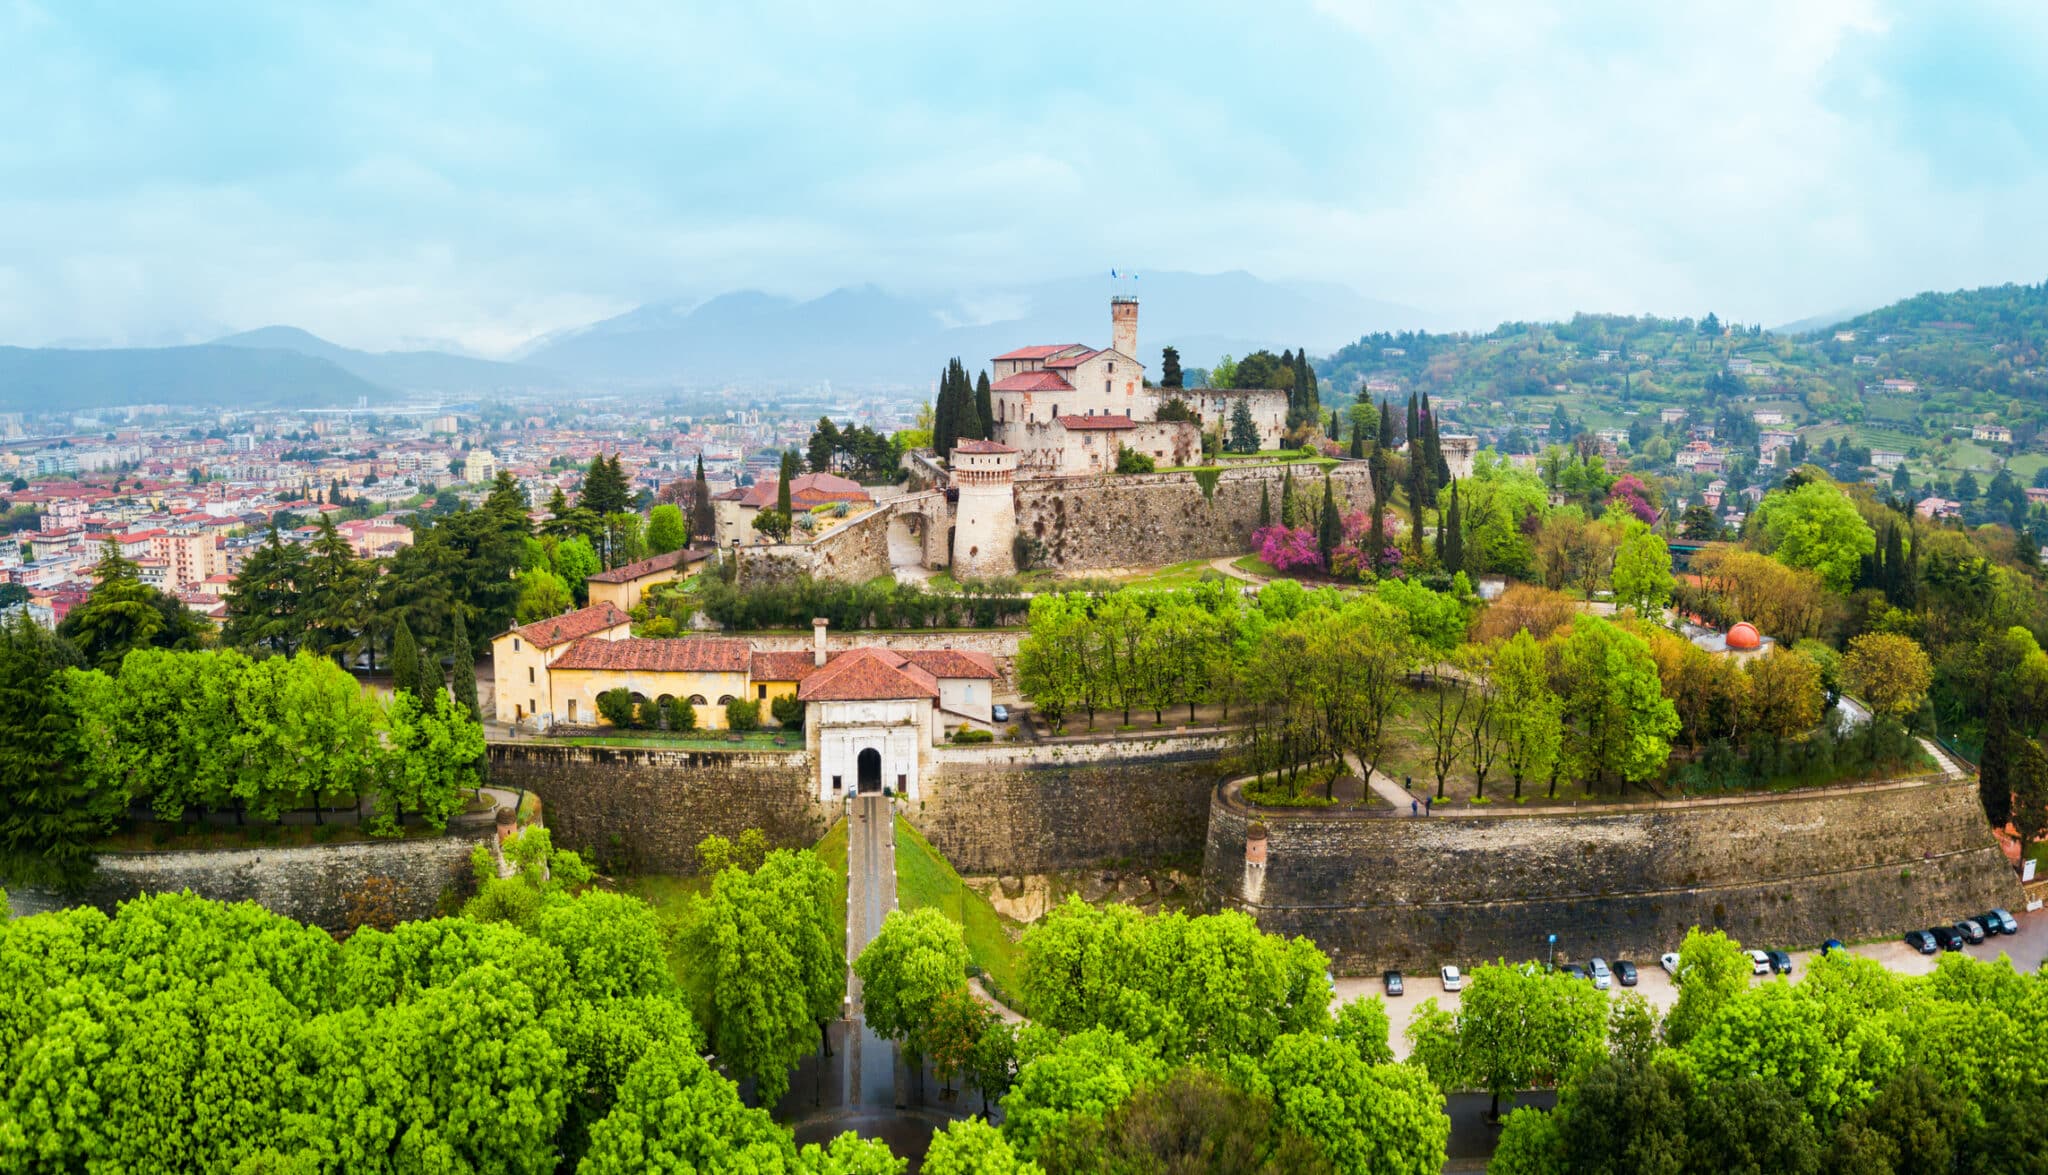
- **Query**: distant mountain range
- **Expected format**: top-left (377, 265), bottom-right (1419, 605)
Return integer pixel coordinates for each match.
top-left (520, 270), bottom-right (1439, 388)
top-left (0, 328), bottom-right (561, 413)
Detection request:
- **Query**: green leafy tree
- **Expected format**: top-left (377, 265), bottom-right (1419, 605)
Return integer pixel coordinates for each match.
top-left (1559, 617), bottom-right (1679, 789)
top-left (65, 543), bottom-right (207, 669)
top-left (1610, 521), bottom-right (1674, 616)
top-left (1034, 1067), bottom-right (1334, 1174)
top-left (1843, 631), bottom-right (1934, 730)
top-left (1403, 963), bottom-right (1606, 1120)
top-left (554, 534), bottom-right (601, 603)
top-left (224, 526), bottom-right (311, 655)
top-left (376, 687), bottom-right (484, 834)
top-left (1752, 479), bottom-right (1877, 592)
top-left (1662, 927), bottom-right (1753, 1046)
top-left (579, 1043), bottom-right (802, 1173)
top-left (697, 850), bottom-right (839, 1106)
top-left (515, 566), bottom-right (574, 623)
top-left (1261, 1030), bottom-right (1450, 1175)
top-left (923, 1118), bottom-right (1041, 1175)
top-left (646, 503), bottom-right (686, 555)
top-left (853, 907), bottom-right (971, 1096)
top-left (0, 615), bottom-right (117, 889)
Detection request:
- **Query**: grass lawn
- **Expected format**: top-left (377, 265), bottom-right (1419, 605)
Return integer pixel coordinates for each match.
top-left (550, 731), bottom-right (798, 752)
top-left (893, 814), bottom-right (1026, 1009)
top-left (1940, 440), bottom-right (2001, 472)
top-left (1111, 558), bottom-right (1219, 590)
top-left (1233, 554), bottom-right (1279, 578)
top-left (814, 817), bottom-right (849, 962)
top-left (2007, 453), bottom-right (2048, 483)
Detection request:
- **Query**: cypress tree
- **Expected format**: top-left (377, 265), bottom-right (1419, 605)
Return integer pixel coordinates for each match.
top-left (1298, 344), bottom-right (1319, 421)
top-left (691, 454), bottom-right (715, 544)
top-left (1405, 394), bottom-right (1420, 450)
top-left (1366, 492), bottom-right (1388, 574)
top-left (1161, 346), bottom-right (1183, 389)
top-left (954, 360), bottom-right (983, 445)
top-left (777, 449), bottom-right (797, 516)
top-left (975, 370), bottom-right (993, 441)
top-left (450, 611), bottom-right (480, 721)
top-left (1350, 425), bottom-right (1365, 460)
top-left (934, 363), bottom-right (956, 459)
top-left (1378, 399), bottom-right (1396, 450)
top-left (1280, 469), bottom-right (1298, 529)
top-left (1443, 482), bottom-right (1465, 574)
top-left (1259, 481), bottom-right (1272, 528)
top-left (1317, 474), bottom-right (1341, 566)
top-left (390, 616), bottom-right (420, 700)
top-left (1280, 349), bottom-right (1298, 426)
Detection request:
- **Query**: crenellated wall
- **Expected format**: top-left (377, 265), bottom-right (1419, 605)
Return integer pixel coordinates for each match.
top-left (1203, 775), bottom-right (2025, 973)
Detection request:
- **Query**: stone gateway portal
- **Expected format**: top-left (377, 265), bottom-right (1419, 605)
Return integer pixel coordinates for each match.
top-left (857, 747), bottom-right (882, 794)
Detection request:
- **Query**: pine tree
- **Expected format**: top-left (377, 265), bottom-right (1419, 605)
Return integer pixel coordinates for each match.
top-left (450, 611), bottom-right (480, 721)
top-left (1443, 482), bottom-right (1465, 574)
top-left (580, 452), bottom-right (630, 517)
top-left (390, 616), bottom-right (421, 700)
top-left (1228, 399), bottom-right (1260, 454)
top-left (1259, 481), bottom-right (1272, 528)
top-left (975, 370), bottom-right (993, 441)
top-left (691, 454), bottom-right (715, 544)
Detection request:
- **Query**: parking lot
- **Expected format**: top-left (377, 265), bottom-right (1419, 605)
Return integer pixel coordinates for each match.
top-left (1337, 907), bottom-right (2048, 1060)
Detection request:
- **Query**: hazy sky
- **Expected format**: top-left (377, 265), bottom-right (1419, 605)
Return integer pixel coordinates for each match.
top-left (3, 1), bottom-right (2044, 355)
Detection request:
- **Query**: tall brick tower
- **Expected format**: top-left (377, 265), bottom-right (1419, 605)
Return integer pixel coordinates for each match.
top-left (1111, 295), bottom-right (1138, 358)
top-left (949, 439), bottom-right (1019, 578)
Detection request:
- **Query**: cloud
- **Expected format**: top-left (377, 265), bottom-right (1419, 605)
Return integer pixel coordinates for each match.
top-left (0, 1), bottom-right (2043, 353)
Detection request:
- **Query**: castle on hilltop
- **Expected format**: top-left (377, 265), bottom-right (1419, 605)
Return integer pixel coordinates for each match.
top-left (985, 298), bottom-right (1289, 476)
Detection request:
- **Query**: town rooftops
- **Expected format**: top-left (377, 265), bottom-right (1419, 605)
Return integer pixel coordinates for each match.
top-left (1057, 414), bottom-right (1137, 430)
top-left (991, 371), bottom-right (1075, 393)
top-left (951, 439), bottom-right (1017, 455)
top-left (731, 472), bottom-right (876, 510)
top-left (798, 647), bottom-right (939, 702)
top-left (507, 601), bottom-right (630, 650)
top-left (585, 546), bottom-right (712, 584)
top-left (550, 635), bottom-right (752, 673)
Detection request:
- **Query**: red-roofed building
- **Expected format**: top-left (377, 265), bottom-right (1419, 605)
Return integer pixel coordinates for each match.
top-left (713, 472), bottom-right (876, 548)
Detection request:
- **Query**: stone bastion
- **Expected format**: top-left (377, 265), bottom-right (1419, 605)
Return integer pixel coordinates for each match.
top-left (1203, 774), bottom-right (2025, 974)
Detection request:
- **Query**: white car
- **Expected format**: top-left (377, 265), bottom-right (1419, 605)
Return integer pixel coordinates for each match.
top-left (1588, 957), bottom-right (1613, 990)
top-left (1660, 952), bottom-right (1681, 977)
top-left (1746, 949), bottom-right (1772, 976)
top-left (1440, 965), bottom-right (1464, 993)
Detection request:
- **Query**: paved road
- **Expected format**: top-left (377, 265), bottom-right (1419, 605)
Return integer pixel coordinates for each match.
top-left (1341, 906), bottom-right (2048, 1061)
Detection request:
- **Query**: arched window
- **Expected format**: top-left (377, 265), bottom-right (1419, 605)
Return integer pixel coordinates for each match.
top-left (717, 695), bottom-right (735, 705)
top-left (688, 694), bottom-right (707, 705)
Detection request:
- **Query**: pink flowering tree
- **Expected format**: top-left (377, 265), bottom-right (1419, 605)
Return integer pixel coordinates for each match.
top-left (1608, 474), bottom-right (1657, 525)
top-left (1253, 525), bottom-right (1323, 573)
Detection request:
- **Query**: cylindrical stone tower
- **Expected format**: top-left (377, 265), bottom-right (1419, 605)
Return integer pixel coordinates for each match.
top-left (949, 439), bottom-right (1018, 579)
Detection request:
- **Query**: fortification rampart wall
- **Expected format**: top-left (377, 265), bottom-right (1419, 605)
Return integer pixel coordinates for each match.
top-left (1203, 775), bottom-right (2024, 973)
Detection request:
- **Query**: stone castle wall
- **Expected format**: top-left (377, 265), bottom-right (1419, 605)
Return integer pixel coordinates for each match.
top-left (487, 743), bottom-right (827, 873)
top-left (807, 503), bottom-right (895, 584)
top-left (1204, 775), bottom-right (2025, 973)
top-left (1013, 462), bottom-right (1376, 570)
top-left (909, 733), bottom-right (1234, 874)
top-left (8, 827), bottom-right (496, 931)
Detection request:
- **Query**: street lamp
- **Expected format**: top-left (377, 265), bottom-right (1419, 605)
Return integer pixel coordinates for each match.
top-left (1547, 933), bottom-right (1557, 971)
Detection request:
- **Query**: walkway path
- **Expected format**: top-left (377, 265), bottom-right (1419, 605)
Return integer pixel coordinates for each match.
top-left (1921, 737), bottom-right (1968, 779)
top-left (1208, 554), bottom-right (1266, 585)
top-left (845, 794), bottom-right (900, 1109)
top-left (1344, 751), bottom-right (1424, 814)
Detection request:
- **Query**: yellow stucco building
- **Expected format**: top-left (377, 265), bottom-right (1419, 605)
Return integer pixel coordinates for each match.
top-left (585, 547), bottom-right (713, 613)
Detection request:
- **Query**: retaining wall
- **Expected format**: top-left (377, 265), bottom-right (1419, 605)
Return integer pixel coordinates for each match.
top-left (487, 742), bottom-right (826, 873)
top-left (1203, 776), bottom-right (2025, 973)
top-left (807, 503), bottom-right (895, 584)
top-left (1013, 462), bottom-right (1376, 570)
top-left (8, 827), bottom-right (495, 931)
top-left (909, 733), bottom-right (1234, 874)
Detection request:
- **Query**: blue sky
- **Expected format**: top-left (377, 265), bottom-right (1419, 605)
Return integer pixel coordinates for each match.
top-left (1, 0), bottom-right (2043, 354)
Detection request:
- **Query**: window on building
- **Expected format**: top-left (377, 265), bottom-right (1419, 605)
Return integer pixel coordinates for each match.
top-left (1104, 380), bottom-right (1111, 395)
top-left (832, 775), bottom-right (842, 790)
top-left (528, 667), bottom-right (535, 683)
top-left (757, 684), bottom-right (767, 700)
top-left (897, 774), bottom-right (907, 789)
top-left (512, 638), bottom-right (521, 652)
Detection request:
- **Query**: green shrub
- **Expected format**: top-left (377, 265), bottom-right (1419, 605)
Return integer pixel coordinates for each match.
top-left (951, 727), bottom-right (994, 744)
top-left (770, 694), bottom-right (805, 728)
top-left (725, 698), bottom-right (762, 731)
top-left (1116, 445), bottom-right (1156, 474)
top-left (665, 696), bottom-right (698, 732)
top-left (596, 687), bottom-right (638, 727)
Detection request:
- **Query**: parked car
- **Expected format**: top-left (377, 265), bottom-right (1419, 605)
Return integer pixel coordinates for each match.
top-left (1660, 952), bottom-right (1682, 977)
top-left (1764, 949), bottom-right (1792, 975)
top-left (1820, 939), bottom-right (1845, 956)
top-left (1904, 930), bottom-right (1937, 955)
top-left (1383, 970), bottom-right (1404, 997)
top-left (1929, 926), bottom-right (1964, 952)
top-left (991, 704), bottom-right (1009, 722)
top-left (1613, 960), bottom-right (1638, 987)
top-left (1440, 965), bottom-right (1463, 993)
top-left (1562, 963), bottom-right (1590, 982)
top-left (1588, 957), bottom-right (1613, 990)
top-left (1955, 919), bottom-right (1986, 945)
top-left (1746, 949), bottom-right (1772, 975)
top-left (1983, 909), bottom-right (2019, 935)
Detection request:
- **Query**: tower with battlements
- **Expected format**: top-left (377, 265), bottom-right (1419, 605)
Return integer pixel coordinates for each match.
top-left (949, 439), bottom-right (1018, 578)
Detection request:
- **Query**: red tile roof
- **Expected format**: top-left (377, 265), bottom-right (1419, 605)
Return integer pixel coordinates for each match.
top-left (1057, 414), bottom-right (1136, 430)
top-left (798, 647), bottom-right (940, 702)
top-left (585, 547), bottom-right (711, 584)
top-left (550, 636), bottom-right (752, 673)
top-left (751, 651), bottom-right (821, 682)
top-left (507, 601), bottom-right (630, 649)
top-left (951, 439), bottom-right (1016, 454)
top-left (1043, 348), bottom-right (1100, 370)
top-left (900, 649), bottom-right (1000, 679)
top-left (993, 344), bottom-right (1079, 361)
top-left (733, 473), bottom-right (876, 510)
top-left (991, 371), bottom-right (1075, 393)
